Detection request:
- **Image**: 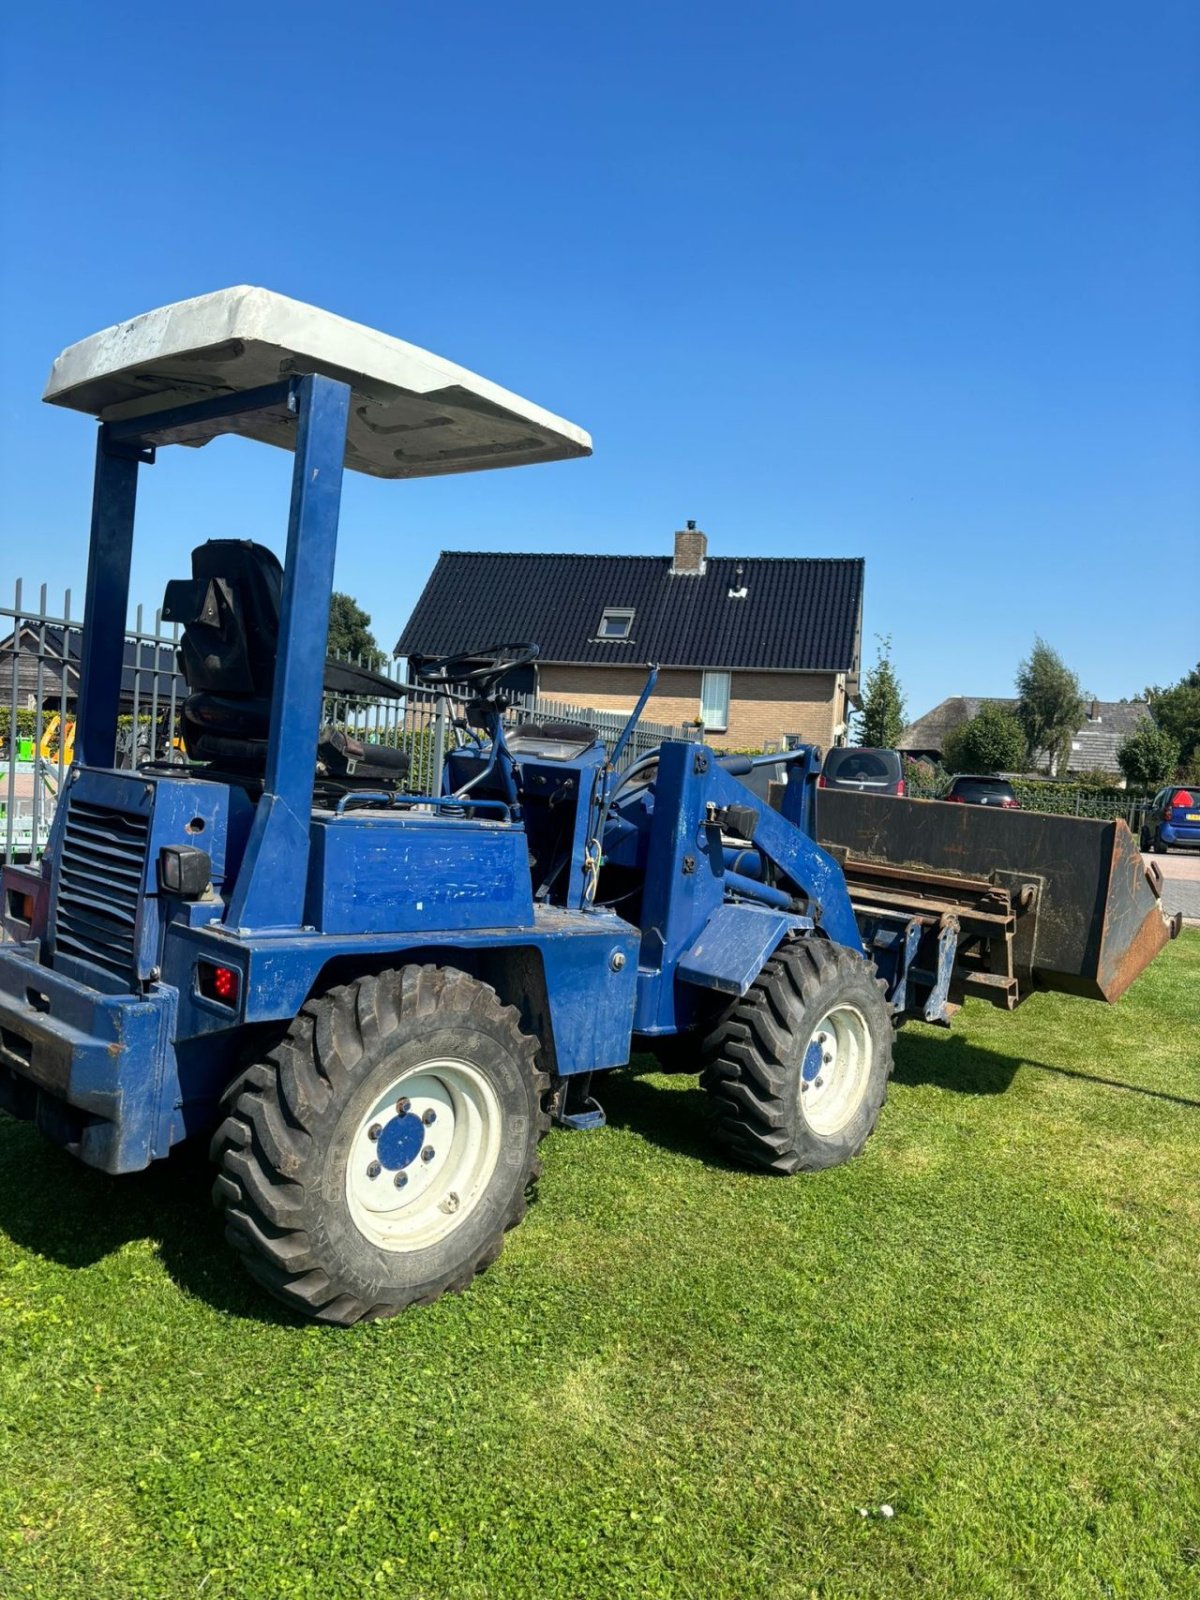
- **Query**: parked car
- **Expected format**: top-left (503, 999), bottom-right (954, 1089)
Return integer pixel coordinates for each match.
top-left (818, 746), bottom-right (905, 796)
top-left (1140, 786), bottom-right (1200, 853)
top-left (944, 774), bottom-right (1021, 809)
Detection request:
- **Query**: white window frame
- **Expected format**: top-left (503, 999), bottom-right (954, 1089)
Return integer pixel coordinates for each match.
top-left (700, 670), bottom-right (731, 733)
top-left (598, 608), bottom-right (635, 639)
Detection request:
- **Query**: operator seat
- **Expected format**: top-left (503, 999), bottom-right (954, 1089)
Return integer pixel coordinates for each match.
top-left (163, 540), bottom-right (282, 767)
top-left (162, 539), bottom-right (410, 795)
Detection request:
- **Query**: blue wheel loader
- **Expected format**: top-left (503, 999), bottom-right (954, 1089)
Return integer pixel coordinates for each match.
top-left (0, 289), bottom-right (1181, 1324)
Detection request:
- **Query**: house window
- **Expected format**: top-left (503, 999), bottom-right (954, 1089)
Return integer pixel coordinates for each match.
top-left (598, 608), bottom-right (635, 639)
top-left (700, 670), bottom-right (731, 733)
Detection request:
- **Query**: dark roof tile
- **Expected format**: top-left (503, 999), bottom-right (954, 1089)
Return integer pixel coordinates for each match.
top-left (397, 552), bottom-right (863, 672)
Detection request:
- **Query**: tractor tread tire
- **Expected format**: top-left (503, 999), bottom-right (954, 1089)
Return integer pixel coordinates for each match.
top-left (211, 966), bottom-right (549, 1325)
top-left (700, 938), bottom-right (893, 1175)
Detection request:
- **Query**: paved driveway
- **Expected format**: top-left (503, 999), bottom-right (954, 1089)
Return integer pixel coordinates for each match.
top-left (1145, 846), bottom-right (1200, 925)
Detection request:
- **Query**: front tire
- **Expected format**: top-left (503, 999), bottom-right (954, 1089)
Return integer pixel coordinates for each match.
top-left (701, 939), bottom-right (893, 1174)
top-left (211, 966), bottom-right (548, 1325)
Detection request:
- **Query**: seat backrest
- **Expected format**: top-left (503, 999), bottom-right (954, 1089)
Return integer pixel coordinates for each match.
top-left (161, 540), bottom-right (410, 782)
top-left (163, 540), bottom-right (283, 697)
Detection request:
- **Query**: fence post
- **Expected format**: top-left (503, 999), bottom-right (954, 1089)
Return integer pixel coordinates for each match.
top-left (31, 584), bottom-right (48, 849)
top-left (4, 579), bottom-right (22, 866)
top-left (432, 695), bottom-right (447, 793)
top-left (57, 589), bottom-right (72, 791)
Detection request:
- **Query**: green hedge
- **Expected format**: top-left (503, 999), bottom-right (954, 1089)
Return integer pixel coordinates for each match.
top-left (1, 710), bottom-right (166, 743)
top-left (903, 758), bottom-right (949, 798)
top-left (0, 707), bottom-right (41, 742)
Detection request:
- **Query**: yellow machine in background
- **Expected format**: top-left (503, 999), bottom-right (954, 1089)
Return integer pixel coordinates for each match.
top-left (37, 715), bottom-right (75, 765)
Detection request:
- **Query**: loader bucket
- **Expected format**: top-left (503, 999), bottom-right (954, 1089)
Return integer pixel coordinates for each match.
top-left (815, 791), bottom-right (1182, 1003)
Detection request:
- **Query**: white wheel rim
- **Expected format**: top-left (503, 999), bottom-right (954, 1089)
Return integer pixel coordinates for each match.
top-left (799, 1004), bottom-right (872, 1137)
top-left (344, 1057), bottom-right (502, 1251)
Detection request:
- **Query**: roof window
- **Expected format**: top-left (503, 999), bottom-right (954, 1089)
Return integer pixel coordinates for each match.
top-left (598, 608), bottom-right (635, 639)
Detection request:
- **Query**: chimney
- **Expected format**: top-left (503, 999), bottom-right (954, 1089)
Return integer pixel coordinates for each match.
top-left (1089, 699), bottom-right (1100, 722)
top-left (672, 520), bottom-right (707, 575)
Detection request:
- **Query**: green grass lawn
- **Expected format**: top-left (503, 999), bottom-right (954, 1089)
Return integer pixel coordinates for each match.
top-left (2, 933), bottom-right (1198, 1599)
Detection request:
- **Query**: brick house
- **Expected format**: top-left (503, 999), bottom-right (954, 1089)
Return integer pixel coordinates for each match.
top-left (396, 527), bottom-right (863, 750)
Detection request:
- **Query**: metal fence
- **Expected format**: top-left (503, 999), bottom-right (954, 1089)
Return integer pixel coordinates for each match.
top-left (2, 584), bottom-right (78, 866)
top-left (3, 583), bottom-right (691, 864)
top-left (1007, 786), bottom-right (1151, 825)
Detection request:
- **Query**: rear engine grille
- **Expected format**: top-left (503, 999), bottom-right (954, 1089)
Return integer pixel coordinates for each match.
top-left (53, 799), bottom-right (150, 986)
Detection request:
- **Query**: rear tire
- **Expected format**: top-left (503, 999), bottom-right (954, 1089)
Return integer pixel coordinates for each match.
top-left (211, 966), bottom-right (549, 1325)
top-left (701, 939), bottom-right (893, 1174)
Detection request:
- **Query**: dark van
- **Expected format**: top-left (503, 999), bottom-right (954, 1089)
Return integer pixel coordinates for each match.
top-left (819, 747), bottom-right (905, 796)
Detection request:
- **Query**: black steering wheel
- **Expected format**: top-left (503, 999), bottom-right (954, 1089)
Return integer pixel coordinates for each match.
top-left (410, 641), bottom-right (540, 694)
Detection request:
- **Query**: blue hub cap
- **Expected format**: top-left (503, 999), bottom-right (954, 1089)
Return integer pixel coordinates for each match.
top-left (375, 1111), bottom-right (426, 1171)
top-left (802, 1039), bottom-right (824, 1082)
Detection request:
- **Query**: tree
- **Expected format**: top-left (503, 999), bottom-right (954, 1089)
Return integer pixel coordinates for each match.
top-left (854, 635), bottom-right (906, 748)
top-left (1144, 661), bottom-right (1200, 768)
top-left (1015, 639), bottom-right (1085, 775)
top-left (327, 592), bottom-right (384, 667)
top-left (942, 702), bottom-right (1026, 774)
top-left (1117, 720), bottom-right (1180, 788)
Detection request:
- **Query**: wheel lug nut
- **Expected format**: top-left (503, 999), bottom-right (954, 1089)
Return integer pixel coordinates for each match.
top-left (814, 1077), bottom-right (824, 1089)
top-left (396, 1097), bottom-right (410, 1115)
top-left (367, 1160), bottom-right (381, 1179)
top-left (421, 1146), bottom-right (435, 1163)
top-left (394, 1171), bottom-right (408, 1189)
top-left (367, 1123), bottom-right (382, 1141)
top-left (822, 1052), bottom-right (833, 1065)
top-left (422, 1108), bottom-right (437, 1126)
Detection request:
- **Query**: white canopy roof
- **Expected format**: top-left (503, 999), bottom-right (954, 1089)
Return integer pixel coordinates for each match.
top-left (43, 286), bottom-right (592, 480)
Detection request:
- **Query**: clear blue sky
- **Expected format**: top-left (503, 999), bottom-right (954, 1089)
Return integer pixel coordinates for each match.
top-left (1, 2), bottom-right (1196, 716)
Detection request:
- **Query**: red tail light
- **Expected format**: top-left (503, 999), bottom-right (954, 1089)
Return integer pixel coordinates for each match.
top-left (1001, 797), bottom-right (1021, 809)
top-left (1173, 790), bottom-right (1194, 809)
top-left (817, 774), bottom-right (827, 788)
top-left (895, 779), bottom-right (906, 796)
top-left (197, 961), bottom-right (240, 1008)
top-left (944, 792), bottom-right (965, 802)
